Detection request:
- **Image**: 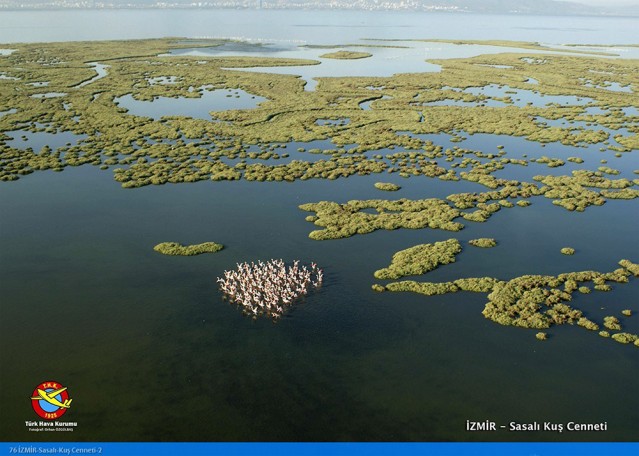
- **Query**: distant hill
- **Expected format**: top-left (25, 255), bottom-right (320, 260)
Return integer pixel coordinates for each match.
top-left (0, 0), bottom-right (637, 17)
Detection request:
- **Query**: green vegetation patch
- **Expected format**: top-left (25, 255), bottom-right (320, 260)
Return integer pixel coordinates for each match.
top-left (417, 39), bottom-right (618, 56)
top-left (154, 241), bottom-right (224, 256)
top-left (620, 259), bottom-right (639, 276)
top-left (374, 239), bottom-right (461, 280)
top-left (611, 332), bottom-right (638, 345)
top-left (1, 38), bottom-right (638, 190)
top-left (380, 259), bottom-right (638, 347)
top-left (320, 51), bottom-right (372, 60)
top-left (1, 37), bottom-right (638, 346)
top-left (299, 198), bottom-right (466, 240)
top-left (469, 238), bottom-right (497, 248)
top-left (561, 247), bottom-right (575, 255)
top-left (374, 182), bottom-right (401, 191)
top-left (603, 316), bottom-right (622, 331)
top-left (382, 276), bottom-right (499, 295)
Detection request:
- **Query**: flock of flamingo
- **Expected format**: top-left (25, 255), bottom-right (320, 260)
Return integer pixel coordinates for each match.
top-left (217, 259), bottom-right (323, 319)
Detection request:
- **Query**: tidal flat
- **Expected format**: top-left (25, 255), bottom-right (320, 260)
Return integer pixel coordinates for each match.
top-left (0, 35), bottom-right (638, 442)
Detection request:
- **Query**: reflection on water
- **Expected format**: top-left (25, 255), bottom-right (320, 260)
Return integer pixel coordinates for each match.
top-left (1, 9), bottom-right (638, 49)
top-left (359, 95), bottom-right (392, 110)
top-left (30, 92), bottom-right (67, 99)
top-left (316, 118), bottom-right (351, 126)
top-left (147, 75), bottom-right (180, 85)
top-left (421, 98), bottom-right (506, 108)
top-left (114, 87), bottom-right (267, 120)
top-left (219, 140), bottom-right (339, 167)
top-left (1, 156), bottom-right (637, 441)
top-left (416, 84), bottom-right (595, 108)
top-left (27, 81), bottom-right (49, 87)
top-left (583, 81), bottom-right (633, 93)
top-left (475, 64), bottom-right (514, 69)
top-left (4, 127), bottom-right (88, 151)
top-left (548, 43), bottom-right (639, 60)
top-left (397, 129), bottom-right (638, 183)
top-left (74, 62), bottom-right (110, 88)
top-left (210, 42), bottom-right (442, 92)
top-left (0, 108), bottom-right (17, 118)
top-left (462, 84), bottom-right (594, 107)
top-left (1, 8), bottom-right (638, 443)
top-left (0, 72), bottom-right (20, 80)
top-left (180, 39), bottom-right (613, 92)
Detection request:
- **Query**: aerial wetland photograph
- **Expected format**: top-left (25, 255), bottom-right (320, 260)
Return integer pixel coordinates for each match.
top-left (0, 0), bottom-right (638, 444)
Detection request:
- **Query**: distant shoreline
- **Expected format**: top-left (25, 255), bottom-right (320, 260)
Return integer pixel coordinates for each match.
top-left (0, 7), bottom-right (637, 19)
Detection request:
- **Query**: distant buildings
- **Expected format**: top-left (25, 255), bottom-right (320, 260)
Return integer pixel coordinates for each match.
top-left (0, 1), bottom-right (466, 12)
top-left (0, 0), bottom-right (622, 17)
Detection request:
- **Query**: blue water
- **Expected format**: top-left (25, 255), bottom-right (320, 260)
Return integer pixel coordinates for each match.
top-left (1, 8), bottom-right (638, 443)
top-left (1, 9), bottom-right (638, 46)
top-left (114, 87), bottom-right (267, 120)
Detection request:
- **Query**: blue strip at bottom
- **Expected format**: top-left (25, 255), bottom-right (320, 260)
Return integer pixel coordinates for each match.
top-left (1, 442), bottom-right (639, 456)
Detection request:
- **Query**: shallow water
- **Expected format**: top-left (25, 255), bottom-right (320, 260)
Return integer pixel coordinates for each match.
top-left (4, 128), bottom-right (88, 151)
top-left (417, 84), bottom-right (597, 109)
top-left (316, 118), bottom-right (351, 126)
top-left (589, 81), bottom-right (633, 93)
top-left (184, 39), bottom-right (615, 92)
top-left (114, 87), bottom-right (267, 120)
top-left (148, 75), bottom-right (180, 85)
top-left (212, 43), bottom-right (443, 92)
top-left (1, 150), bottom-right (637, 441)
top-left (27, 81), bottom-right (49, 87)
top-left (1, 9), bottom-right (638, 443)
top-left (359, 95), bottom-right (392, 110)
top-left (30, 92), bottom-right (67, 99)
top-left (0, 108), bottom-right (17, 118)
top-left (547, 44), bottom-right (639, 60)
top-left (423, 99), bottom-right (507, 108)
top-left (464, 84), bottom-right (594, 108)
top-left (74, 62), bottom-right (109, 88)
top-left (0, 72), bottom-right (20, 80)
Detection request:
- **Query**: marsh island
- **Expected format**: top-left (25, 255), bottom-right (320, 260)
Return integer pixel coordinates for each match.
top-left (1, 37), bottom-right (637, 343)
top-left (1, 29), bottom-right (637, 442)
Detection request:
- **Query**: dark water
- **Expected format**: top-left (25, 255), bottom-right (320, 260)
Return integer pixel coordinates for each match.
top-left (1, 9), bottom-right (638, 442)
top-left (1, 131), bottom-right (637, 441)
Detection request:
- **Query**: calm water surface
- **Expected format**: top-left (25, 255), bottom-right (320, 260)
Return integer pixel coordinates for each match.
top-left (1, 138), bottom-right (637, 441)
top-left (1, 9), bottom-right (638, 45)
top-left (0, 9), bottom-right (638, 442)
